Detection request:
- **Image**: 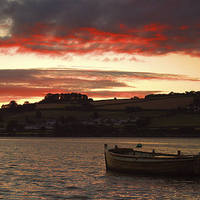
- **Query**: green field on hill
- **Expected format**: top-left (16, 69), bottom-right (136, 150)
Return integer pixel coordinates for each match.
top-left (149, 113), bottom-right (200, 128)
top-left (93, 96), bottom-right (194, 110)
top-left (0, 95), bottom-right (200, 136)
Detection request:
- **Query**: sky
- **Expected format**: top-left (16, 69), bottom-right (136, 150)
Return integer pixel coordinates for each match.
top-left (0, 0), bottom-right (200, 105)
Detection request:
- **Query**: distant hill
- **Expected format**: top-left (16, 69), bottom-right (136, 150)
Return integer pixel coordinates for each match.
top-left (92, 96), bottom-right (194, 110)
top-left (1, 91), bottom-right (200, 137)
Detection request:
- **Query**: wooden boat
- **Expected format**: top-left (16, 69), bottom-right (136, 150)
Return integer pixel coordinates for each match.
top-left (104, 144), bottom-right (200, 176)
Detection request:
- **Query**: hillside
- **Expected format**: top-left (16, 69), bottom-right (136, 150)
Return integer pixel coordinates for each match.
top-left (0, 92), bottom-right (200, 137)
top-left (92, 96), bottom-right (194, 110)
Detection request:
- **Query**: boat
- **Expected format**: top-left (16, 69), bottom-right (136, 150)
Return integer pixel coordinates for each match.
top-left (104, 144), bottom-right (200, 176)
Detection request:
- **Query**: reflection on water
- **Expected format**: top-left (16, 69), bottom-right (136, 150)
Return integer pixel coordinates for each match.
top-left (0, 137), bottom-right (200, 199)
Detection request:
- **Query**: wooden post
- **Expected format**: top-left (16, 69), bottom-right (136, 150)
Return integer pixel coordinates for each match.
top-left (104, 144), bottom-right (108, 171)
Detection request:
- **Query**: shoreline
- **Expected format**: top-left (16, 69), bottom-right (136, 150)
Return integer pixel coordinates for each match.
top-left (0, 133), bottom-right (200, 138)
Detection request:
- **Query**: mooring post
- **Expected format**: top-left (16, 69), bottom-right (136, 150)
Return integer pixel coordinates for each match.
top-left (104, 144), bottom-right (108, 171)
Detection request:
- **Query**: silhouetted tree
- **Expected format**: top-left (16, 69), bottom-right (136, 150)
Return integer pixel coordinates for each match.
top-left (92, 111), bottom-right (99, 119)
top-left (22, 102), bottom-right (36, 111)
top-left (0, 113), bottom-right (3, 122)
top-left (58, 115), bottom-right (65, 124)
top-left (39, 92), bottom-right (89, 104)
top-left (6, 120), bottom-right (18, 134)
top-left (25, 115), bottom-right (34, 124)
top-left (193, 97), bottom-right (200, 106)
top-left (35, 110), bottom-right (42, 119)
top-left (9, 100), bottom-right (18, 108)
top-left (125, 106), bottom-right (142, 113)
top-left (136, 117), bottom-right (150, 128)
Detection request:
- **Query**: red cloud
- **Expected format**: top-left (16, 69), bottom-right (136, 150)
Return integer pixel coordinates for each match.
top-left (0, 69), bottom-right (199, 104)
top-left (0, 85), bottom-right (159, 103)
top-left (144, 23), bottom-right (171, 32)
top-left (1, 0), bottom-right (200, 57)
top-left (179, 25), bottom-right (189, 30)
top-left (1, 21), bottom-right (199, 57)
top-left (0, 85), bottom-right (64, 97)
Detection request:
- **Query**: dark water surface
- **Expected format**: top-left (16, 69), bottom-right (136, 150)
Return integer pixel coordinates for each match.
top-left (0, 137), bottom-right (200, 199)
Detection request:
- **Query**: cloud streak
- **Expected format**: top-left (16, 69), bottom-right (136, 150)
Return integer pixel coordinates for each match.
top-left (0, 68), bottom-right (199, 103)
top-left (0, 0), bottom-right (200, 56)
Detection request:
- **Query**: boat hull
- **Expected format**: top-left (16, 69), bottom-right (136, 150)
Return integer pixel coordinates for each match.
top-left (105, 149), bottom-right (200, 176)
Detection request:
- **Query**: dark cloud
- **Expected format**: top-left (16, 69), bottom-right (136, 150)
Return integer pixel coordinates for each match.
top-left (0, 69), bottom-right (129, 90)
top-left (0, 0), bottom-right (200, 56)
top-left (0, 68), bottom-right (199, 84)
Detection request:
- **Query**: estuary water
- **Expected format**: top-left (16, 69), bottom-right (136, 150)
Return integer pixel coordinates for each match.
top-left (0, 137), bottom-right (200, 199)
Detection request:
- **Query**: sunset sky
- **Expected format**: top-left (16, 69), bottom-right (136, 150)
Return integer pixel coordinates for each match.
top-left (0, 0), bottom-right (200, 105)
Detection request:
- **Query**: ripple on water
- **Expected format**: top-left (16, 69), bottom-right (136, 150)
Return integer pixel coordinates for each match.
top-left (65, 195), bottom-right (91, 199)
top-left (0, 138), bottom-right (200, 199)
top-left (65, 186), bottom-right (81, 190)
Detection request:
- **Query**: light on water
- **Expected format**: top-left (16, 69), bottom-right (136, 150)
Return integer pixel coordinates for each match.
top-left (0, 137), bottom-right (200, 199)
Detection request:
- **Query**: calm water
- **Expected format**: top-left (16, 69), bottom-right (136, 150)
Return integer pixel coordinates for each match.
top-left (0, 137), bottom-right (200, 199)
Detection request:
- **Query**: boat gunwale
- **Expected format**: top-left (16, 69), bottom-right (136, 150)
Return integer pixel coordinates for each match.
top-left (104, 144), bottom-right (200, 176)
top-left (108, 149), bottom-right (200, 160)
